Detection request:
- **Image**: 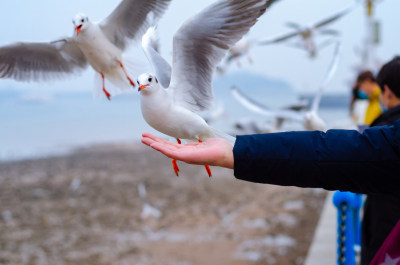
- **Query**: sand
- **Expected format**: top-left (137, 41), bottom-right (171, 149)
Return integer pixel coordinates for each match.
top-left (0, 142), bottom-right (326, 265)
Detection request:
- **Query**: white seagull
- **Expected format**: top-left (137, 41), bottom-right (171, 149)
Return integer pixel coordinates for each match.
top-left (259, 4), bottom-right (355, 58)
top-left (138, 0), bottom-right (277, 177)
top-left (231, 41), bottom-right (342, 132)
top-left (218, 2), bottom-right (354, 73)
top-left (137, 183), bottom-right (162, 220)
top-left (0, 0), bottom-right (172, 100)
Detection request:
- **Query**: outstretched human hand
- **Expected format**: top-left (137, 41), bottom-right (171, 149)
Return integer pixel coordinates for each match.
top-left (141, 133), bottom-right (234, 169)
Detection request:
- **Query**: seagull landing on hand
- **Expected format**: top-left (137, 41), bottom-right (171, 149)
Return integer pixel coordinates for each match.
top-left (138, 0), bottom-right (278, 177)
top-left (0, 0), bottom-right (172, 100)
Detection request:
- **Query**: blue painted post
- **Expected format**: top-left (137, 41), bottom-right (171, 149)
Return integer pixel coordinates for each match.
top-left (333, 191), bottom-right (363, 265)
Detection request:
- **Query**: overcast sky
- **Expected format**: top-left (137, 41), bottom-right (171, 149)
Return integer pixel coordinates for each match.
top-left (0, 0), bottom-right (399, 95)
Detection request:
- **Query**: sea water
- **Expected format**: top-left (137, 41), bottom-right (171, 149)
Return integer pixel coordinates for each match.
top-left (0, 75), bottom-right (352, 161)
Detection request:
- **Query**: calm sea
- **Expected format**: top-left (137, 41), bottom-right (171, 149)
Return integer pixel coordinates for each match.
top-left (1, 85), bottom-right (352, 162)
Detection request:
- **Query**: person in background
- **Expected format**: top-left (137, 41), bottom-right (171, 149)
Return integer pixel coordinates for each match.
top-left (361, 56), bottom-right (400, 264)
top-left (141, 57), bottom-right (400, 265)
top-left (350, 84), bottom-right (369, 125)
top-left (356, 70), bottom-right (383, 125)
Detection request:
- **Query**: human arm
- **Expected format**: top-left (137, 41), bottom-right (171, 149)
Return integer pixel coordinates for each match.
top-left (233, 120), bottom-right (400, 195)
top-left (142, 120), bottom-right (400, 195)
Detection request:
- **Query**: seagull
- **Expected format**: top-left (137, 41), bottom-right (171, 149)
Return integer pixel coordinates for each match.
top-left (0, 0), bottom-right (172, 100)
top-left (218, 2), bottom-right (354, 72)
top-left (137, 183), bottom-right (162, 220)
top-left (138, 0), bottom-right (277, 177)
top-left (231, 41), bottom-right (342, 132)
top-left (258, 4), bottom-right (355, 58)
top-left (231, 91), bottom-right (309, 132)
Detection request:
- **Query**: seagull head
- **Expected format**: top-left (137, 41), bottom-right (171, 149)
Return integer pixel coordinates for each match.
top-left (137, 73), bottom-right (159, 93)
top-left (73, 13), bottom-right (89, 36)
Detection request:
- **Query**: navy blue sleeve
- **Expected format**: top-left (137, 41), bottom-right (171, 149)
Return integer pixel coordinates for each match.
top-left (233, 120), bottom-right (400, 195)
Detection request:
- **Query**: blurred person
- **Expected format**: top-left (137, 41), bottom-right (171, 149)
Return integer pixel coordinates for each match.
top-left (361, 56), bottom-right (400, 264)
top-left (350, 84), bottom-right (369, 125)
top-left (141, 57), bottom-right (400, 264)
top-left (357, 70), bottom-right (383, 125)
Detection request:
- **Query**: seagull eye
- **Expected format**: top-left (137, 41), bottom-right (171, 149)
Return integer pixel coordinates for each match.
top-left (148, 77), bottom-right (152, 82)
top-left (81, 19), bottom-right (84, 23)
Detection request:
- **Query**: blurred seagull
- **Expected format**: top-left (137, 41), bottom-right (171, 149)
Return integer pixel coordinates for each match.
top-left (231, 91), bottom-right (309, 132)
top-left (137, 183), bottom-right (162, 220)
top-left (139, 0), bottom-right (277, 177)
top-left (259, 4), bottom-right (355, 58)
top-left (232, 41), bottom-right (342, 132)
top-left (0, 0), bottom-right (172, 100)
top-left (218, 2), bottom-right (354, 73)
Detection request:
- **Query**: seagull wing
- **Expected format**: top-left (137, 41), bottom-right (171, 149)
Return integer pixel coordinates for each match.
top-left (311, 41), bottom-right (342, 113)
top-left (100, 0), bottom-right (172, 51)
top-left (0, 38), bottom-right (87, 82)
top-left (231, 86), bottom-right (304, 122)
top-left (314, 4), bottom-right (356, 29)
top-left (258, 31), bottom-right (301, 45)
top-left (170, 0), bottom-right (277, 112)
top-left (142, 27), bottom-right (172, 88)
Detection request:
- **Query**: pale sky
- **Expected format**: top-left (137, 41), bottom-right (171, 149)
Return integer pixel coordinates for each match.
top-left (0, 0), bottom-right (399, 95)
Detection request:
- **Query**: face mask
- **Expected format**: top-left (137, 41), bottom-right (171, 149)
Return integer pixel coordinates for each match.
top-left (357, 90), bottom-right (369, 100)
top-left (379, 98), bottom-right (388, 112)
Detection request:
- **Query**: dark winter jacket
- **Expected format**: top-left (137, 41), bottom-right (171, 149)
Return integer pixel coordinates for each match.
top-left (361, 105), bottom-right (400, 264)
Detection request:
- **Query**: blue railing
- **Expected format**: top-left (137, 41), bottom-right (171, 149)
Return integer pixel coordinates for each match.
top-left (333, 191), bottom-right (363, 265)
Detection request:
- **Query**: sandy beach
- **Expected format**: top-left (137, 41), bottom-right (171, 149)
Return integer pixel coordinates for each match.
top-left (0, 142), bottom-right (326, 265)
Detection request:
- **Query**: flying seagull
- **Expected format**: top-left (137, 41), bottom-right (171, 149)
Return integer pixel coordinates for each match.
top-left (138, 0), bottom-right (277, 177)
top-left (218, 2), bottom-right (354, 73)
top-left (258, 4), bottom-right (355, 58)
top-left (0, 0), bottom-right (172, 100)
top-left (232, 41), bottom-right (342, 132)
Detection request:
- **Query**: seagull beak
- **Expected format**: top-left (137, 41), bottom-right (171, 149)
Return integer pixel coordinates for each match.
top-left (75, 25), bottom-right (82, 35)
top-left (138, 84), bottom-right (148, 92)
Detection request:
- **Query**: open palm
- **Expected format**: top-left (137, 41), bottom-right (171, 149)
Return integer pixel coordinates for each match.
top-left (141, 133), bottom-right (234, 169)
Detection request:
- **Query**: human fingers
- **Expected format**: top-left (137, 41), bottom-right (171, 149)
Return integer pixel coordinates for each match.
top-left (142, 133), bottom-right (181, 147)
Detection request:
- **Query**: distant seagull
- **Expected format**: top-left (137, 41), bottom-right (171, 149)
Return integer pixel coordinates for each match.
top-left (231, 91), bottom-right (309, 132)
top-left (137, 183), bottom-right (162, 220)
top-left (232, 42), bottom-right (342, 132)
top-left (259, 4), bottom-right (355, 58)
top-left (218, 2), bottom-right (354, 73)
top-left (0, 0), bottom-right (172, 100)
top-left (139, 0), bottom-right (277, 177)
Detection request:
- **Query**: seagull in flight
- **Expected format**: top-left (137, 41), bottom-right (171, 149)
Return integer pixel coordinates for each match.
top-left (232, 41), bottom-right (342, 132)
top-left (0, 0), bottom-right (172, 100)
top-left (218, 2), bottom-right (354, 73)
top-left (259, 4), bottom-right (355, 58)
top-left (139, 0), bottom-right (277, 177)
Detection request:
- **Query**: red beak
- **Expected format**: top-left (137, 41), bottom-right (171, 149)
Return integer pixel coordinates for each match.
top-left (75, 25), bottom-right (82, 35)
top-left (138, 84), bottom-right (148, 92)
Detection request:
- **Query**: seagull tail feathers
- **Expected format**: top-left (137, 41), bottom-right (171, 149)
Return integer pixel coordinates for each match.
top-left (210, 127), bottom-right (236, 146)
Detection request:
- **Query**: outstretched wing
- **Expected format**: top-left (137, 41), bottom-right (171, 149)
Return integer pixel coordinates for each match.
top-left (170, 0), bottom-right (278, 112)
top-left (0, 38), bottom-right (87, 82)
top-left (314, 4), bottom-right (356, 29)
top-left (231, 86), bottom-right (304, 122)
top-left (142, 27), bottom-right (172, 88)
top-left (100, 0), bottom-right (172, 51)
top-left (311, 41), bottom-right (342, 113)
